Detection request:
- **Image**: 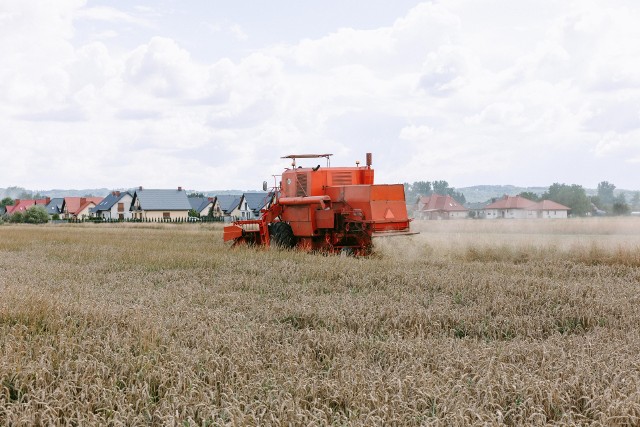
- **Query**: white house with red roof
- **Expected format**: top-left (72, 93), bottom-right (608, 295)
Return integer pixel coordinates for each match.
top-left (484, 195), bottom-right (570, 219)
top-left (528, 200), bottom-right (570, 219)
top-left (414, 194), bottom-right (468, 220)
top-left (62, 197), bottom-right (104, 219)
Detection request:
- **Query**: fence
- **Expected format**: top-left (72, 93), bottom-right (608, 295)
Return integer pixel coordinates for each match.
top-left (66, 216), bottom-right (231, 224)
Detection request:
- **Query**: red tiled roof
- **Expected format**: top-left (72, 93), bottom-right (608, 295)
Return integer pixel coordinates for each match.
top-left (485, 195), bottom-right (536, 210)
top-left (5, 198), bottom-right (49, 214)
top-left (530, 200), bottom-right (570, 211)
top-left (64, 197), bottom-right (103, 215)
top-left (418, 194), bottom-right (467, 212)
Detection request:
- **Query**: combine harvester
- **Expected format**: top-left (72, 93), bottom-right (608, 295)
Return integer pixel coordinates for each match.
top-left (223, 153), bottom-right (416, 255)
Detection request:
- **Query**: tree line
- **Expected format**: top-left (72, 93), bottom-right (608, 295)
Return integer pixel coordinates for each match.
top-left (403, 180), bottom-right (639, 217)
top-left (519, 181), bottom-right (638, 216)
top-left (404, 180), bottom-right (467, 204)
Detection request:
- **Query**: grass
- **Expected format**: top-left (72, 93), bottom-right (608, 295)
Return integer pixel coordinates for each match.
top-left (1, 218), bottom-right (640, 425)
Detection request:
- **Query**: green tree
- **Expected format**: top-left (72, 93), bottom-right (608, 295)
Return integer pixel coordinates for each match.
top-left (1, 197), bottom-right (14, 207)
top-left (188, 209), bottom-right (200, 218)
top-left (450, 190), bottom-right (466, 204)
top-left (631, 191), bottom-right (640, 210)
top-left (432, 180), bottom-right (449, 195)
top-left (597, 181), bottom-right (616, 206)
top-left (412, 181), bottom-right (432, 197)
top-left (518, 191), bottom-right (540, 202)
top-left (24, 206), bottom-right (49, 224)
top-left (612, 193), bottom-right (630, 216)
top-left (9, 211), bottom-right (25, 223)
top-left (188, 192), bottom-right (205, 198)
top-left (542, 183), bottom-right (591, 216)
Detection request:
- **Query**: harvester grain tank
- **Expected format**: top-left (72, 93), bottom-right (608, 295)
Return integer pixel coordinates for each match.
top-left (223, 153), bottom-right (416, 255)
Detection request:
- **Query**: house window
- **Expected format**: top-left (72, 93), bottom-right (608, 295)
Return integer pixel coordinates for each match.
top-left (118, 214), bottom-right (124, 220)
top-left (118, 203), bottom-right (124, 212)
top-left (163, 212), bottom-right (170, 218)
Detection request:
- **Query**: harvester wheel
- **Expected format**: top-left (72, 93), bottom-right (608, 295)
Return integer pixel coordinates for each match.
top-left (270, 222), bottom-right (296, 249)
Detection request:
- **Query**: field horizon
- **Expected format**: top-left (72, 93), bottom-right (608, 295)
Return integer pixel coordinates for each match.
top-left (1, 218), bottom-right (639, 425)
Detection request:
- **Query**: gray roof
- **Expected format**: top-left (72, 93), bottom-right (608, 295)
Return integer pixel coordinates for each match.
top-left (216, 194), bottom-right (241, 214)
top-left (0, 206), bottom-right (5, 215)
top-left (93, 191), bottom-right (131, 212)
top-left (132, 189), bottom-right (191, 211)
top-left (45, 198), bottom-right (64, 215)
top-left (188, 197), bottom-right (213, 213)
top-left (243, 192), bottom-right (273, 213)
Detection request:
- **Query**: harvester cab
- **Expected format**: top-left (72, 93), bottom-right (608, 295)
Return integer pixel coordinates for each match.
top-left (223, 152), bottom-right (416, 255)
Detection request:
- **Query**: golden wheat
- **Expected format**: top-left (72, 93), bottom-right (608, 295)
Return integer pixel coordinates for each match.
top-left (1, 218), bottom-right (640, 425)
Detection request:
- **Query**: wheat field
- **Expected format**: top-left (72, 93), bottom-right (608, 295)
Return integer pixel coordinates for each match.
top-left (1, 218), bottom-right (640, 425)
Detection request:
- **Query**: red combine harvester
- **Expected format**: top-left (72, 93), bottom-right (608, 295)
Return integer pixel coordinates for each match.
top-left (223, 153), bottom-right (416, 255)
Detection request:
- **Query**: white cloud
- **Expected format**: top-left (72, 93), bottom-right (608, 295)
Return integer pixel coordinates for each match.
top-left (74, 5), bottom-right (150, 26)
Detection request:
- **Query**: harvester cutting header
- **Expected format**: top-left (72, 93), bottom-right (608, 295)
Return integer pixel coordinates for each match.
top-left (223, 152), bottom-right (416, 255)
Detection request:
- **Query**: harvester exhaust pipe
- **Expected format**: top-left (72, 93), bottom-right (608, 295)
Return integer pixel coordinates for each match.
top-left (366, 152), bottom-right (372, 168)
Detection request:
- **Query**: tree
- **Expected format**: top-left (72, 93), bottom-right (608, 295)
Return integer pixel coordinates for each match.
top-left (450, 190), bottom-right (466, 204)
top-left (9, 211), bottom-right (24, 223)
top-left (612, 193), bottom-right (630, 216)
top-left (518, 191), bottom-right (540, 202)
top-left (24, 206), bottom-right (49, 224)
top-left (1, 197), bottom-right (14, 207)
top-left (188, 209), bottom-right (200, 218)
top-left (412, 181), bottom-right (432, 197)
top-left (432, 180), bottom-right (449, 195)
top-left (597, 181), bottom-right (616, 206)
top-left (542, 183), bottom-right (591, 216)
top-left (188, 192), bottom-right (205, 198)
top-left (631, 191), bottom-right (640, 210)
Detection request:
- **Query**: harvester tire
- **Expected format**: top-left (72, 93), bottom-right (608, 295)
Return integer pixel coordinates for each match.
top-left (270, 222), bottom-right (296, 249)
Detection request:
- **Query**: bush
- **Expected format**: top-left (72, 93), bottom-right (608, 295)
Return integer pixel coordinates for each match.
top-left (9, 211), bottom-right (25, 223)
top-left (52, 213), bottom-right (60, 221)
top-left (24, 206), bottom-right (49, 224)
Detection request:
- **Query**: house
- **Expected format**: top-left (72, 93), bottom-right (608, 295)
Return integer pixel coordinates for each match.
top-left (188, 197), bottom-right (218, 217)
top-left (483, 195), bottom-right (536, 219)
top-left (6, 198), bottom-right (50, 215)
top-left (414, 194), bottom-right (468, 220)
top-left (483, 195), bottom-right (570, 219)
top-left (243, 192), bottom-right (274, 219)
top-left (45, 198), bottom-right (64, 218)
top-left (528, 200), bottom-right (570, 219)
top-left (130, 187), bottom-right (191, 220)
top-left (61, 197), bottom-right (104, 219)
top-left (92, 191), bottom-right (133, 220)
top-left (216, 194), bottom-right (242, 220)
top-left (464, 201), bottom-right (490, 219)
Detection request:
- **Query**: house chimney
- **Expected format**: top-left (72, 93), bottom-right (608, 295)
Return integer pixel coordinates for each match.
top-left (139, 186), bottom-right (143, 191)
top-left (115, 191), bottom-right (120, 197)
top-left (178, 186), bottom-right (182, 191)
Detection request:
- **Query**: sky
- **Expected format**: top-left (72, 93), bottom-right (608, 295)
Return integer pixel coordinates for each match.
top-left (1, 0), bottom-right (639, 192)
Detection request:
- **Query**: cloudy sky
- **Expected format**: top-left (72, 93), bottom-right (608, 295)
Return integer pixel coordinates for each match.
top-left (1, 0), bottom-right (639, 191)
